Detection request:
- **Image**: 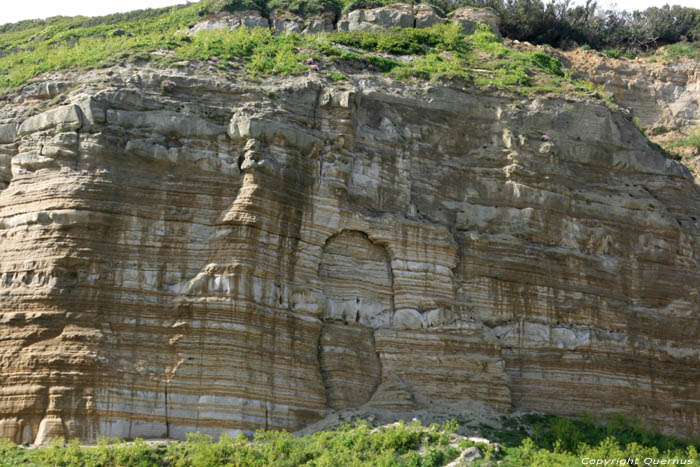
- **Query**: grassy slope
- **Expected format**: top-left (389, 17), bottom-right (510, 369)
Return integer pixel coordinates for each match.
top-left (0, 0), bottom-right (612, 102)
top-left (0, 414), bottom-right (698, 466)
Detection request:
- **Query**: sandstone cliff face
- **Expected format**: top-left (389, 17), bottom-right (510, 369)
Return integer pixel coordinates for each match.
top-left (0, 68), bottom-right (699, 444)
top-left (559, 49), bottom-right (700, 132)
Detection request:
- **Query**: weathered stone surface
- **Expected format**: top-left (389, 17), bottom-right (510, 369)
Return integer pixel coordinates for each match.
top-left (0, 67), bottom-right (699, 445)
top-left (271, 11), bottom-right (335, 35)
top-left (189, 10), bottom-right (270, 34)
top-left (17, 104), bottom-right (83, 136)
top-left (414, 4), bottom-right (444, 28)
top-left (0, 123), bottom-right (16, 144)
top-left (319, 323), bottom-right (381, 409)
top-left (448, 7), bottom-right (501, 36)
top-left (337, 3), bottom-right (444, 32)
top-left (447, 446), bottom-right (482, 466)
top-left (557, 48), bottom-right (700, 132)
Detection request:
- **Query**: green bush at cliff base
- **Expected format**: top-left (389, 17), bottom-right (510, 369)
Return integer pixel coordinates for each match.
top-left (0, 420), bottom-right (460, 467)
top-left (1, 414), bottom-right (698, 466)
top-left (473, 413), bottom-right (700, 467)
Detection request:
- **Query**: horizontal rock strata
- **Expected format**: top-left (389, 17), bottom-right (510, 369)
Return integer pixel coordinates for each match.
top-left (560, 49), bottom-right (700, 132)
top-left (0, 70), bottom-right (699, 444)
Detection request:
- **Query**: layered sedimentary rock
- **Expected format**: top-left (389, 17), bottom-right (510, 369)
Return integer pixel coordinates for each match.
top-left (189, 10), bottom-right (270, 34)
top-left (0, 68), bottom-right (699, 445)
top-left (558, 49), bottom-right (700, 132)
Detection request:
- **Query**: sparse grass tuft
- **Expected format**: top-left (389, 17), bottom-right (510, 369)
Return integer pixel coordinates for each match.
top-left (671, 127), bottom-right (700, 149)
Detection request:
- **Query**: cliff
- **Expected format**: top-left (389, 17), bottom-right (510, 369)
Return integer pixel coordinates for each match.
top-left (0, 63), bottom-right (699, 445)
top-left (1, 2), bottom-right (700, 445)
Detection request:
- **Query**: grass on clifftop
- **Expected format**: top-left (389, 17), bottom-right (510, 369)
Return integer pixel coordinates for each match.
top-left (0, 414), bottom-right (698, 466)
top-left (0, 1), bottom-right (609, 102)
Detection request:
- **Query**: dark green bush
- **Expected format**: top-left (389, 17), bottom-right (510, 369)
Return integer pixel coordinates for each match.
top-left (267, 0), bottom-right (343, 16)
top-left (528, 50), bottom-right (563, 75)
top-left (198, 0), bottom-right (268, 15)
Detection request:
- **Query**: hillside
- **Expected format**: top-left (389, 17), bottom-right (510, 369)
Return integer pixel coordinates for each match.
top-left (0, 1), bottom-right (699, 466)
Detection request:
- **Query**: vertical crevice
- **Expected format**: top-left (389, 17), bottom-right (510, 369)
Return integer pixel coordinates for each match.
top-left (317, 322), bottom-right (331, 408)
top-left (312, 84), bottom-right (323, 131)
top-left (264, 403), bottom-right (269, 430)
top-left (370, 329), bottom-right (382, 398)
top-left (164, 379), bottom-right (170, 438)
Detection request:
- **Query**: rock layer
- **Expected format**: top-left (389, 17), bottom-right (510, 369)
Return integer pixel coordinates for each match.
top-left (0, 70), bottom-right (699, 444)
top-left (559, 48), bottom-right (700, 132)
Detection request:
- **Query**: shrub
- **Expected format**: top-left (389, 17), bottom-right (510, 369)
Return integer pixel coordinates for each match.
top-left (329, 23), bottom-right (468, 56)
top-left (267, 0), bottom-right (343, 16)
top-left (603, 48), bottom-right (622, 58)
top-left (198, 0), bottom-right (268, 14)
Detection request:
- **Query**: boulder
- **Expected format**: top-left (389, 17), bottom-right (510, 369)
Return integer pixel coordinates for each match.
top-left (446, 446), bottom-right (483, 466)
top-left (414, 4), bottom-right (444, 28)
top-left (448, 7), bottom-right (501, 36)
top-left (0, 123), bottom-right (17, 144)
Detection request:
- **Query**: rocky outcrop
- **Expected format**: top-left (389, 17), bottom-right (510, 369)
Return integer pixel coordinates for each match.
top-left (337, 3), bottom-right (444, 32)
top-left (271, 11), bottom-right (335, 35)
top-left (448, 7), bottom-right (501, 36)
top-left (559, 49), bottom-right (700, 132)
top-left (189, 10), bottom-right (270, 34)
top-left (0, 67), bottom-right (699, 445)
top-left (187, 3), bottom-right (501, 36)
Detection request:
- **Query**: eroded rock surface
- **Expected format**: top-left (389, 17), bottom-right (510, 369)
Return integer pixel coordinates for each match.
top-left (271, 11), bottom-right (335, 35)
top-left (0, 69), bottom-right (699, 445)
top-left (189, 10), bottom-right (270, 34)
top-left (187, 3), bottom-right (497, 36)
top-left (560, 49), bottom-right (700, 132)
top-left (448, 7), bottom-right (501, 36)
top-left (337, 3), bottom-right (444, 32)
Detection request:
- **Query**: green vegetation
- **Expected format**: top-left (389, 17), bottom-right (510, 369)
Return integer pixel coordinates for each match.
top-left (673, 127), bottom-right (700, 149)
top-left (4, 0), bottom-right (700, 64)
top-left (174, 27), bottom-right (313, 75)
top-left (659, 126), bottom-right (700, 160)
top-left (1, 414), bottom-right (698, 466)
top-left (1, 0), bottom-right (698, 99)
top-left (655, 40), bottom-right (700, 62)
top-left (467, 413), bottom-right (700, 466)
top-left (319, 23), bottom-right (574, 89)
top-left (0, 2), bottom-right (595, 100)
top-left (449, 1), bottom-right (700, 55)
top-left (198, 0), bottom-right (700, 56)
top-left (602, 48), bottom-right (622, 59)
top-left (0, 4), bottom-right (202, 90)
top-left (0, 420), bottom-right (461, 467)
